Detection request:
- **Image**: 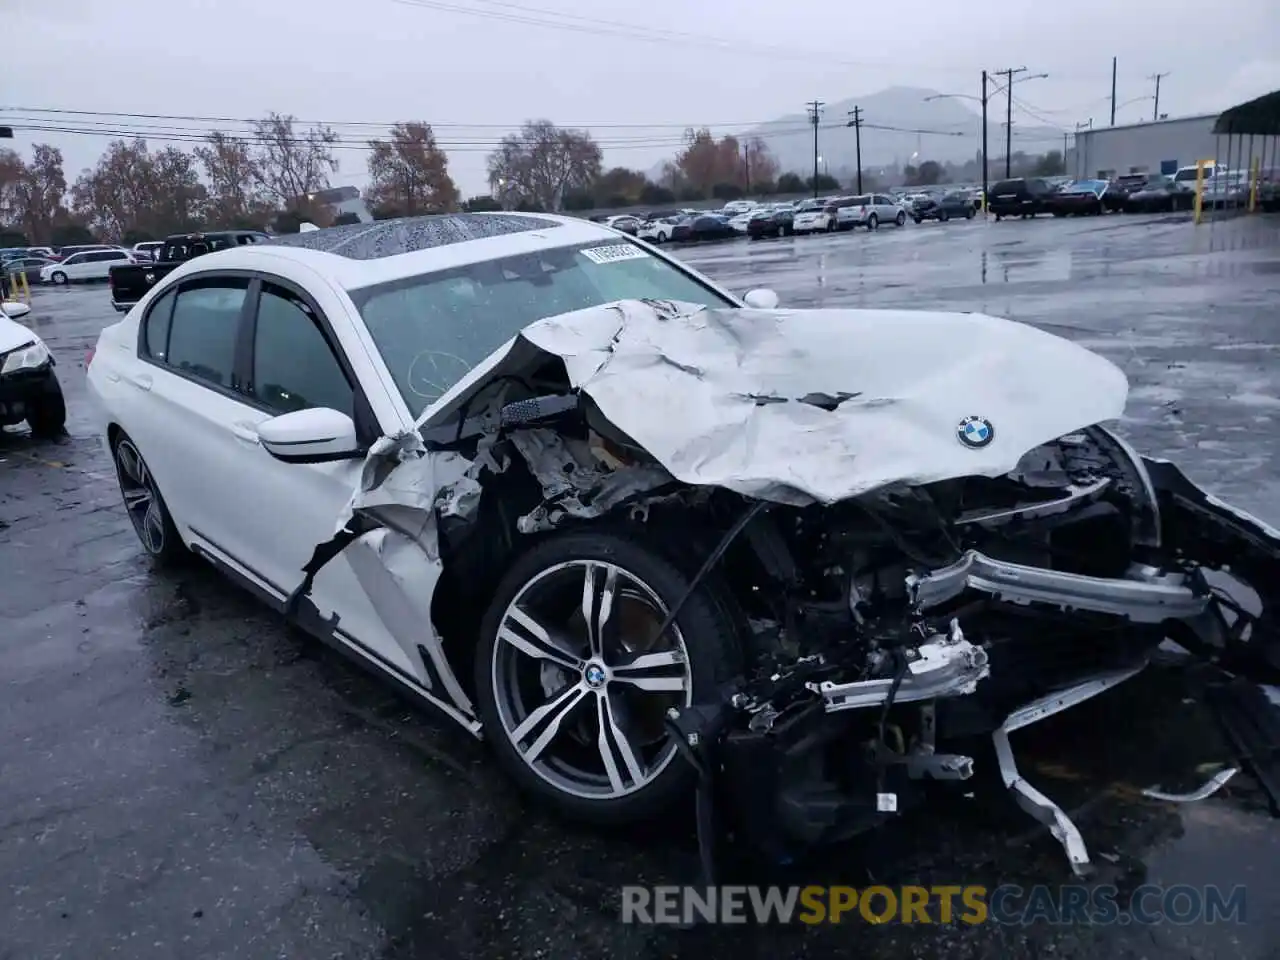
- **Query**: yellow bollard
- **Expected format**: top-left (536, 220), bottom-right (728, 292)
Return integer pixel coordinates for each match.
top-left (1192, 158), bottom-right (1214, 225)
top-left (1249, 157), bottom-right (1260, 213)
top-left (17, 269), bottom-right (30, 301)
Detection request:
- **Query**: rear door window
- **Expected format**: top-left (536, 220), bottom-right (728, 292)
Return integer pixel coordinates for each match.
top-left (163, 278), bottom-right (250, 390)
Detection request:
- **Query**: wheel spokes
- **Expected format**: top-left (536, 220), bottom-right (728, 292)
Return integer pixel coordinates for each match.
top-left (609, 649), bottom-right (688, 693)
top-left (510, 680), bottom-right (590, 764)
top-left (499, 605), bottom-right (584, 671)
top-left (596, 690), bottom-right (646, 793)
top-left (581, 562), bottom-right (618, 660)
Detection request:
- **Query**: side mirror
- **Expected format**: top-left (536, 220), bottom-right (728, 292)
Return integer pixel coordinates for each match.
top-left (1, 301), bottom-right (31, 319)
top-left (743, 288), bottom-right (779, 309)
top-left (259, 407), bottom-right (361, 464)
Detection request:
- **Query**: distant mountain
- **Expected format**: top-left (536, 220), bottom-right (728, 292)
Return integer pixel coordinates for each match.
top-left (740, 86), bottom-right (1064, 179)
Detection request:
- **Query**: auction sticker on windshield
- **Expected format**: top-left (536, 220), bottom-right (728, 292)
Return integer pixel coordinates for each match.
top-left (580, 244), bottom-right (649, 265)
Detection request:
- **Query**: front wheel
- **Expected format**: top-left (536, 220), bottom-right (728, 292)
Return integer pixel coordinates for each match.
top-left (868, 213), bottom-right (879, 230)
top-left (913, 217), bottom-right (922, 224)
top-left (51, 271), bottom-right (68, 285)
top-left (25, 375), bottom-right (66, 437)
top-left (965, 209), bottom-right (974, 219)
top-left (111, 433), bottom-right (188, 566)
top-left (938, 210), bottom-right (949, 222)
top-left (895, 211), bottom-right (906, 226)
top-left (474, 530), bottom-right (741, 824)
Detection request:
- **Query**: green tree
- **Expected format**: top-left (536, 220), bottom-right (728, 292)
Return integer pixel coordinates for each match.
top-left (51, 222), bottom-right (95, 245)
top-left (806, 173), bottom-right (840, 191)
top-left (463, 195), bottom-right (501, 212)
top-left (776, 172), bottom-right (805, 193)
top-left (1032, 150), bottom-right (1066, 176)
top-left (712, 182), bottom-right (744, 201)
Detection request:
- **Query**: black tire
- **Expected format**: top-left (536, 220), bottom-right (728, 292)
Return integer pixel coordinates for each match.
top-left (110, 432), bottom-right (188, 567)
top-left (895, 210), bottom-right (906, 226)
top-left (938, 210), bottom-right (949, 223)
top-left (913, 217), bottom-right (922, 224)
top-left (965, 209), bottom-right (974, 219)
top-left (474, 529), bottom-right (742, 825)
top-left (868, 213), bottom-right (879, 230)
top-left (25, 375), bottom-right (66, 438)
top-left (995, 214), bottom-right (1003, 221)
top-left (50, 271), bottom-right (68, 285)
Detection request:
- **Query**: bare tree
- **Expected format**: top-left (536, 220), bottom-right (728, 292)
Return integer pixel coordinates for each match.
top-left (72, 139), bottom-right (206, 239)
top-left (12, 144), bottom-right (68, 243)
top-left (366, 122), bottom-right (459, 217)
top-left (195, 132), bottom-right (270, 227)
top-left (0, 149), bottom-right (24, 230)
top-left (486, 120), bottom-right (602, 211)
top-left (251, 113), bottom-right (338, 215)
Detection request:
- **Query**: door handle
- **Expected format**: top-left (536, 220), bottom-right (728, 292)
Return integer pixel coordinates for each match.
top-left (130, 372), bottom-right (153, 391)
top-left (231, 422), bottom-right (260, 444)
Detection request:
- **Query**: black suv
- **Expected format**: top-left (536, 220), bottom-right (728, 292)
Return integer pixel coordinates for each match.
top-left (987, 177), bottom-right (1053, 220)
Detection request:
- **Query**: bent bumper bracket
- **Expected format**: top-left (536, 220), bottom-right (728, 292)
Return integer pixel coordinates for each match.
top-left (993, 663), bottom-right (1147, 876)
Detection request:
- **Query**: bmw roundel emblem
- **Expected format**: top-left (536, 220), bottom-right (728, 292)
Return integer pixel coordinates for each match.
top-left (957, 416), bottom-right (994, 449)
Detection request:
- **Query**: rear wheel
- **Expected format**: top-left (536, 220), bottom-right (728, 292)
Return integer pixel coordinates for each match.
top-left (895, 210), bottom-right (906, 226)
top-left (111, 433), bottom-right (187, 566)
top-left (938, 210), bottom-right (949, 222)
top-left (475, 530), bottom-right (741, 824)
top-left (965, 208), bottom-right (974, 219)
top-left (50, 271), bottom-right (68, 285)
top-left (868, 213), bottom-right (879, 230)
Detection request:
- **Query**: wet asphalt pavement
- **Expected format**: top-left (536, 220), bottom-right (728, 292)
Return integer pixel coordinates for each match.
top-left (3, 212), bottom-right (1280, 959)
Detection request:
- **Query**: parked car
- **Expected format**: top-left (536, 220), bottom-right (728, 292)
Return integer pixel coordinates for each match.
top-left (747, 206), bottom-right (796, 240)
top-left (1123, 175), bottom-right (1185, 213)
top-left (910, 191), bottom-right (976, 223)
top-left (40, 248), bottom-right (134, 284)
top-left (671, 214), bottom-right (736, 243)
top-left (603, 215), bottom-right (642, 235)
top-left (1047, 179), bottom-right (1110, 216)
top-left (792, 201), bottom-right (838, 234)
top-left (637, 217), bottom-right (682, 244)
top-left (986, 177), bottom-right (1054, 219)
top-left (728, 212), bottom-right (756, 234)
top-left (131, 241), bottom-right (166, 262)
top-left (720, 200), bottom-right (758, 216)
top-left (834, 194), bottom-right (908, 230)
top-left (84, 212), bottom-right (1280, 878)
top-left (0, 300), bottom-right (66, 436)
top-left (108, 229), bottom-right (271, 311)
top-left (1171, 163), bottom-right (1226, 193)
top-left (5, 256), bottom-right (57, 282)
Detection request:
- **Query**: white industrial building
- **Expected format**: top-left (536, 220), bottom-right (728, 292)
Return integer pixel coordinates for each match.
top-left (1066, 113), bottom-right (1221, 180)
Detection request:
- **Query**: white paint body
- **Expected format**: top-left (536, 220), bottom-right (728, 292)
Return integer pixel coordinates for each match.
top-left (81, 211), bottom-right (1136, 734)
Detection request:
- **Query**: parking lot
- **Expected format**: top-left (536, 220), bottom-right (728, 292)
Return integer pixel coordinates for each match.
top-left (3, 212), bottom-right (1280, 960)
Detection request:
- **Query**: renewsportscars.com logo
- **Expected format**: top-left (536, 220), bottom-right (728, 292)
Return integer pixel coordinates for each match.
top-left (620, 884), bottom-right (1249, 926)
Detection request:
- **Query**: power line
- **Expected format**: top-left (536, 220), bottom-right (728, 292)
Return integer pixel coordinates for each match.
top-left (386, 0), bottom-right (990, 75)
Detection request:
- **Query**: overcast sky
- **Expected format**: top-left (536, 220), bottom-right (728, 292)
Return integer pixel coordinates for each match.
top-left (4, 0), bottom-right (1279, 196)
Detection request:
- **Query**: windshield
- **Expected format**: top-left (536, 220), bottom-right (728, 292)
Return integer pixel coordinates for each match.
top-left (1068, 180), bottom-right (1105, 194)
top-left (350, 239), bottom-right (735, 416)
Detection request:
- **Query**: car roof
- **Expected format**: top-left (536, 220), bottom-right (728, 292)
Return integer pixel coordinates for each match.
top-left (169, 212), bottom-right (623, 291)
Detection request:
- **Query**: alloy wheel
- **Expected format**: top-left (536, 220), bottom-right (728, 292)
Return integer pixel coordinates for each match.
top-left (490, 559), bottom-right (692, 800)
top-left (114, 438), bottom-right (166, 554)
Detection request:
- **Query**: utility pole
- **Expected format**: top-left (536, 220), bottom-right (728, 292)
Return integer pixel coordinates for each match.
top-left (806, 100), bottom-right (824, 197)
top-left (846, 107), bottom-right (863, 193)
top-left (1149, 71), bottom-right (1170, 121)
top-left (742, 142), bottom-right (751, 195)
top-left (1110, 57), bottom-right (1117, 125)
top-left (981, 70), bottom-right (989, 214)
top-left (994, 66), bottom-right (1026, 178)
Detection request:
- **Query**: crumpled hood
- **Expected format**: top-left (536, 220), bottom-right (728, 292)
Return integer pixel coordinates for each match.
top-left (500, 300), bottom-right (1129, 506)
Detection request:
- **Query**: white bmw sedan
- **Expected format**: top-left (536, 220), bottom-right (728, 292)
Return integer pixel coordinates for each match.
top-left (86, 213), bottom-right (779, 821)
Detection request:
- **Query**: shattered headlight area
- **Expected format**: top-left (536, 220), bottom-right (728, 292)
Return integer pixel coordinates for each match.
top-left (285, 299), bottom-right (1280, 883)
